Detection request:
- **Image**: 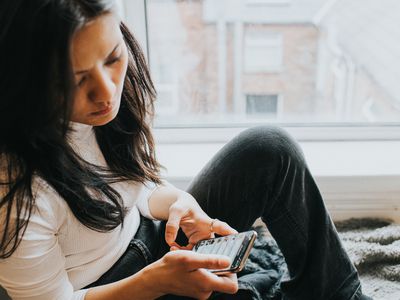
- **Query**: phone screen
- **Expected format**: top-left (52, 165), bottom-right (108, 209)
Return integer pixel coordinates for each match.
top-left (192, 231), bottom-right (256, 273)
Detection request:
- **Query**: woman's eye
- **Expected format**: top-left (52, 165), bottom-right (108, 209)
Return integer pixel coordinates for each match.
top-left (78, 76), bottom-right (86, 87)
top-left (106, 55), bottom-right (121, 66)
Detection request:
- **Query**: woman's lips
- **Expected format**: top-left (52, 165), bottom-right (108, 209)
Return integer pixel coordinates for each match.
top-left (91, 105), bottom-right (113, 116)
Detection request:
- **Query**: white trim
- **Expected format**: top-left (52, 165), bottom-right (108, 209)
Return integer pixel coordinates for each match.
top-left (167, 175), bottom-right (400, 223)
top-left (317, 175), bottom-right (400, 223)
top-left (153, 125), bottom-right (400, 144)
top-left (155, 140), bottom-right (400, 178)
top-left (115, 0), bottom-right (125, 19)
top-left (123, 0), bottom-right (148, 60)
top-left (233, 21), bottom-right (244, 113)
top-left (245, 0), bottom-right (292, 7)
top-left (217, 19), bottom-right (228, 113)
top-left (155, 139), bottom-right (400, 223)
top-left (233, 20), bottom-right (245, 114)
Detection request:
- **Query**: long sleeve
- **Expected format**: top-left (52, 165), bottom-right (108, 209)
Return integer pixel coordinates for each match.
top-left (134, 179), bottom-right (178, 221)
top-left (0, 182), bottom-right (89, 300)
top-left (134, 180), bottom-right (159, 220)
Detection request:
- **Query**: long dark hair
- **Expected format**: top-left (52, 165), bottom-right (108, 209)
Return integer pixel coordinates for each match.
top-left (0, 0), bottom-right (163, 258)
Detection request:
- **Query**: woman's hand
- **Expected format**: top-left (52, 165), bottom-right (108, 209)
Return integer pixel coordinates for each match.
top-left (141, 250), bottom-right (239, 299)
top-left (165, 191), bottom-right (238, 250)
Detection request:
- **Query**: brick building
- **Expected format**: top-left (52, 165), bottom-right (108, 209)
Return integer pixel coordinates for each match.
top-left (146, 0), bottom-right (400, 124)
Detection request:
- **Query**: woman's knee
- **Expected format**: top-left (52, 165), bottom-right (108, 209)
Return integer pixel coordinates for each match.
top-left (233, 125), bottom-right (306, 167)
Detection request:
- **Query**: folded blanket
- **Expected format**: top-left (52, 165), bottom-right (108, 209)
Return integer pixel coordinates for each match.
top-left (243, 218), bottom-right (400, 300)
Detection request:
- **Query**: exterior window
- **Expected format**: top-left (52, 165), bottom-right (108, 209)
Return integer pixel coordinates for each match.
top-left (133, 0), bottom-right (400, 125)
top-left (246, 94), bottom-right (280, 116)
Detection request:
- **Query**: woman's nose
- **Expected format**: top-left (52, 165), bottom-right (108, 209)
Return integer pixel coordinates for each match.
top-left (89, 69), bottom-right (116, 103)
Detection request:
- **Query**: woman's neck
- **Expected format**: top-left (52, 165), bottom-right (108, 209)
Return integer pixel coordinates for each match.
top-left (68, 121), bottom-right (94, 142)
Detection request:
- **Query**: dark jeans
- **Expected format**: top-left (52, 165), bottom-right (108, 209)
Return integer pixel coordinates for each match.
top-left (84, 126), bottom-right (365, 300)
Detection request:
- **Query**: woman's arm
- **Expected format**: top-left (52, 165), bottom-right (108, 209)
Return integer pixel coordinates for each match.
top-left (85, 180), bottom-right (241, 300)
top-left (84, 250), bottom-right (236, 300)
top-left (0, 181), bottom-right (91, 300)
top-left (84, 268), bottom-right (162, 300)
top-left (147, 181), bottom-right (188, 220)
top-left (146, 180), bottom-right (238, 252)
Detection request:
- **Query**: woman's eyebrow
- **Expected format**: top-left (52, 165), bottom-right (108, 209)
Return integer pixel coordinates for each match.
top-left (74, 43), bottom-right (121, 75)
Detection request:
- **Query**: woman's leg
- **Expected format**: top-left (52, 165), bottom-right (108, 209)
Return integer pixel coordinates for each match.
top-left (184, 126), bottom-right (364, 300)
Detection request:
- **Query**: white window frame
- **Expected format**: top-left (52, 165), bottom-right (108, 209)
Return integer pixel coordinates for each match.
top-left (123, 0), bottom-right (148, 59)
top-left (245, 0), bottom-right (293, 6)
top-left (123, 1), bottom-right (400, 222)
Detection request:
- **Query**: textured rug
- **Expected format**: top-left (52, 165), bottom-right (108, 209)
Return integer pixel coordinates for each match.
top-left (243, 218), bottom-right (400, 300)
top-left (337, 218), bottom-right (400, 300)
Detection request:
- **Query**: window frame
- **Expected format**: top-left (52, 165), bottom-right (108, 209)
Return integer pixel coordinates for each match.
top-left (245, 0), bottom-right (293, 6)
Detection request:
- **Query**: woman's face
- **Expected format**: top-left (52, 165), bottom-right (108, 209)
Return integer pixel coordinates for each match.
top-left (70, 13), bottom-right (129, 126)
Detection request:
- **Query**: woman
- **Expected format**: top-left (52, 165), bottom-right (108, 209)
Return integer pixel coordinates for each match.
top-left (0, 1), bottom-right (372, 299)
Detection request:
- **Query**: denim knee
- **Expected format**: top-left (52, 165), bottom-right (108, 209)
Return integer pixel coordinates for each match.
top-left (234, 125), bottom-right (306, 169)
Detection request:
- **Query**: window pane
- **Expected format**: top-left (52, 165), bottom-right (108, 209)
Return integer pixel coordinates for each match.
top-left (146, 0), bottom-right (400, 126)
top-left (246, 94), bottom-right (280, 117)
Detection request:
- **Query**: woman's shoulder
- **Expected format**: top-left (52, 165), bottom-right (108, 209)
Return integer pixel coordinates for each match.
top-left (30, 176), bottom-right (69, 229)
top-left (0, 153), bottom-right (68, 230)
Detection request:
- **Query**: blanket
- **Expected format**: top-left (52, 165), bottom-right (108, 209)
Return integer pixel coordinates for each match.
top-left (337, 218), bottom-right (400, 300)
top-left (243, 218), bottom-right (400, 300)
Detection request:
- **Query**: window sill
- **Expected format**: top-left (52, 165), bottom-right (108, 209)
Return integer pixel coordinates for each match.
top-left (154, 138), bottom-right (400, 223)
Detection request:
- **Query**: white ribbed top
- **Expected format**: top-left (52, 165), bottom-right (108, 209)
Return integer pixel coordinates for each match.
top-left (0, 123), bottom-right (159, 300)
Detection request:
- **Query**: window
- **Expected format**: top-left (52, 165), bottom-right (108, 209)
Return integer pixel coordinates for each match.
top-left (246, 94), bottom-right (280, 117)
top-left (124, 0), bottom-right (400, 132)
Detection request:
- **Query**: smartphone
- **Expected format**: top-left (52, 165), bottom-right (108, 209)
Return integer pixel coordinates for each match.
top-left (192, 230), bottom-right (257, 275)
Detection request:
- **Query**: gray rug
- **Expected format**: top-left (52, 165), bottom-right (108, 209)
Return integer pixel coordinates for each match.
top-left (337, 218), bottom-right (400, 300)
top-left (244, 218), bottom-right (400, 300)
